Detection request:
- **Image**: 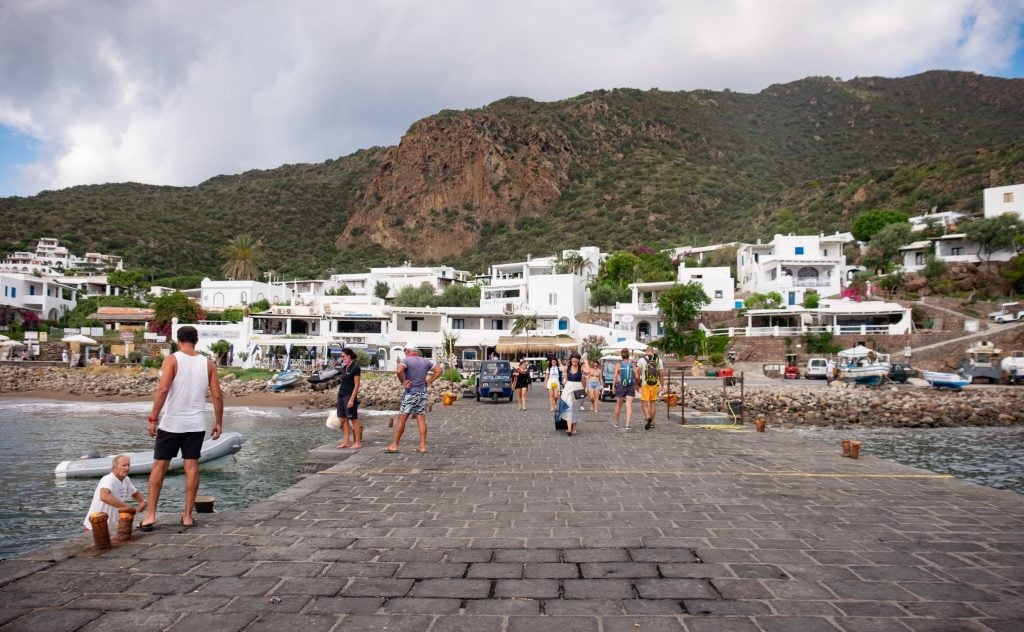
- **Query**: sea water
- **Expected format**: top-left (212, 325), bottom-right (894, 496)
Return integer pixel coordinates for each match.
top-left (790, 425), bottom-right (1024, 495)
top-left (0, 399), bottom-right (343, 560)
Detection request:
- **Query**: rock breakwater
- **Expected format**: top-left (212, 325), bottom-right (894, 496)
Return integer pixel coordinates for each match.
top-left (682, 382), bottom-right (1024, 428)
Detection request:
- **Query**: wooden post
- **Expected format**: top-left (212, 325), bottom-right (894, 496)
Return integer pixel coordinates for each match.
top-left (89, 512), bottom-right (111, 550)
top-left (740, 371), bottom-right (745, 425)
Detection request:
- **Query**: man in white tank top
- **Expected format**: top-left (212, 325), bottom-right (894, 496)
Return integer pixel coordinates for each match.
top-left (138, 325), bottom-right (224, 530)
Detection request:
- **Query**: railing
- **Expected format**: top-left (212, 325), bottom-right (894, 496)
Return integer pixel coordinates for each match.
top-left (706, 324), bottom-right (898, 337)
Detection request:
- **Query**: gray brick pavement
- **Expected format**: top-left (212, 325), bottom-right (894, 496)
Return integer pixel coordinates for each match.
top-left (1, 389), bottom-right (1022, 630)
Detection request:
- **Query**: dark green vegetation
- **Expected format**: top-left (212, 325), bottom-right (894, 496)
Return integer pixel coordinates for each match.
top-left (2, 71), bottom-right (1023, 278)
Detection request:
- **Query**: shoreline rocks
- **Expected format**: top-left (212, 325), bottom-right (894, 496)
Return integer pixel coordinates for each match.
top-left (680, 381), bottom-right (1024, 428)
top-left (3, 366), bottom-right (1023, 428)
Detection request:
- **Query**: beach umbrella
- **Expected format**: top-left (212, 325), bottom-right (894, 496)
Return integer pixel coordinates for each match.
top-left (0, 339), bottom-right (24, 347)
top-left (0, 334), bottom-right (8, 342)
top-left (62, 334), bottom-right (98, 345)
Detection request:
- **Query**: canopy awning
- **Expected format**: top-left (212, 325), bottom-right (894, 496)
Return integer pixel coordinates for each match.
top-left (494, 336), bottom-right (577, 356)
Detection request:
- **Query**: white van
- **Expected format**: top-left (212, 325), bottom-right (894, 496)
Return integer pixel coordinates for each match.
top-left (805, 357), bottom-right (829, 380)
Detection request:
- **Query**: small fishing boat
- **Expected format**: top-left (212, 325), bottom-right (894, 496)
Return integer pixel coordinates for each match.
top-left (54, 432), bottom-right (245, 479)
top-left (922, 370), bottom-right (972, 390)
top-left (306, 367), bottom-right (339, 385)
top-left (268, 368), bottom-right (303, 391)
top-left (837, 345), bottom-right (891, 386)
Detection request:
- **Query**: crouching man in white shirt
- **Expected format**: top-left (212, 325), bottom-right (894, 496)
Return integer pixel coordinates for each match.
top-left (83, 454), bottom-right (147, 532)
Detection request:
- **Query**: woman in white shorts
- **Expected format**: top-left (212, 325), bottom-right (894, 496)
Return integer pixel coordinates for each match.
top-left (546, 357), bottom-right (562, 412)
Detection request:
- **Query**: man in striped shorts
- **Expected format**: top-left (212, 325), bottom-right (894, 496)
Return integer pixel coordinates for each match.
top-left (386, 343), bottom-right (442, 453)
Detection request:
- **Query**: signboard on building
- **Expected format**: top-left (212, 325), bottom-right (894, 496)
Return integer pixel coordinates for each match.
top-left (120, 332), bottom-right (134, 342)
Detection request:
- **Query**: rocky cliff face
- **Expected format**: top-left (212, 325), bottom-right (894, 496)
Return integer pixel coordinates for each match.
top-left (342, 112), bottom-right (575, 259)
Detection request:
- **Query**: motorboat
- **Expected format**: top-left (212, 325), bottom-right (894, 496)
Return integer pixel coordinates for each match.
top-left (306, 367), bottom-right (339, 384)
top-left (268, 368), bottom-right (303, 391)
top-left (837, 345), bottom-right (891, 386)
top-left (54, 432), bottom-right (245, 479)
top-left (922, 370), bottom-right (972, 390)
top-left (1001, 351), bottom-right (1024, 384)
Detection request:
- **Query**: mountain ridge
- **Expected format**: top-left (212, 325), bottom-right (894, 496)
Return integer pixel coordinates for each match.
top-left (1, 70), bottom-right (1022, 278)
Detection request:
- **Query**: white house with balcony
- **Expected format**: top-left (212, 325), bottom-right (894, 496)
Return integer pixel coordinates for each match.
top-left (479, 247), bottom-right (602, 331)
top-left (609, 266), bottom-right (737, 343)
top-left (705, 297), bottom-right (912, 339)
top-left (984, 183), bottom-right (1024, 220)
top-left (0, 271), bottom-right (79, 320)
top-left (200, 278), bottom-right (292, 310)
top-left (909, 209), bottom-right (965, 234)
top-left (330, 263), bottom-right (472, 299)
top-left (737, 233), bottom-right (854, 306)
top-left (1, 238), bottom-right (123, 275)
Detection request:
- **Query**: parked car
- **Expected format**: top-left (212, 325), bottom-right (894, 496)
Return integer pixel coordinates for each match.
top-left (989, 302), bottom-right (1023, 323)
top-left (522, 357), bottom-right (547, 382)
top-left (476, 360), bottom-right (514, 403)
top-left (804, 357), bottom-right (829, 380)
top-left (888, 363), bottom-right (915, 384)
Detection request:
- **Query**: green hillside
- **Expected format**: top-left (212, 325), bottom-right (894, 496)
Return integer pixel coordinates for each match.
top-left (1, 71), bottom-right (1022, 278)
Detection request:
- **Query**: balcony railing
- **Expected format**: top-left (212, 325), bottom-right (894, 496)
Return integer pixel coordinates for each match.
top-left (706, 324), bottom-right (898, 337)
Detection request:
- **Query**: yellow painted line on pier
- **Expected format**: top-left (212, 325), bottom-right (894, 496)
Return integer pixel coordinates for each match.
top-left (318, 469), bottom-right (954, 480)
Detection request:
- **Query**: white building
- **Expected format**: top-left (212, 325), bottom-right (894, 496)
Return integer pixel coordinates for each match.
top-left (0, 238), bottom-right (123, 275)
top-left (705, 298), bottom-right (913, 338)
top-left (909, 209), bottom-right (965, 233)
top-left (330, 263), bottom-right (472, 299)
top-left (479, 246), bottom-right (603, 331)
top-left (983, 183), bottom-right (1024, 220)
top-left (665, 242), bottom-right (741, 265)
top-left (609, 266), bottom-right (737, 343)
top-left (200, 278), bottom-right (292, 310)
top-left (737, 233), bottom-right (854, 305)
top-left (0, 271), bottom-right (79, 320)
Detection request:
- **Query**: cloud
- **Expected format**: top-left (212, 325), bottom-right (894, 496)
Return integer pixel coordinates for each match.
top-left (0, 0), bottom-right (1022, 196)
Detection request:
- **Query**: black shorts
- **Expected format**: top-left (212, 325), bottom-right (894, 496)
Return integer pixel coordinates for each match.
top-left (154, 429), bottom-right (206, 460)
top-left (337, 394), bottom-right (360, 420)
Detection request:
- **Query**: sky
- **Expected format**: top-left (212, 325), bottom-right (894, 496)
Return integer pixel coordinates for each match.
top-left (1, 0), bottom-right (1023, 198)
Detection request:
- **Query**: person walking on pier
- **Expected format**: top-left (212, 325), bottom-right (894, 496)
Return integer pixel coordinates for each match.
top-left (637, 346), bottom-right (664, 429)
top-left (386, 343), bottom-right (441, 453)
top-left (613, 348), bottom-right (637, 430)
top-left (140, 325), bottom-right (223, 530)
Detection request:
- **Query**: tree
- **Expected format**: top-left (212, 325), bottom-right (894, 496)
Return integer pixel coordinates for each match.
top-left (656, 282), bottom-right (710, 355)
top-left (150, 291), bottom-right (205, 337)
top-left (511, 314), bottom-right (538, 336)
top-left (220, 234), bottom-right (260, 280)
top-left (208, 339), bottom-right (232, 366)
top-left (860, 222), bottom-right (913, 272)
top-left (963, 215), bottom-right (1024, 270)
top-left (107, 269), bottom-right (149, 296)
top-left (436, 284), bottom-right (480, 307)
top-left (373, 281), bottom-right (391, 300)
top-left (588, 283), bottom-right (621, 313)
top-left (851, 209), bottom-right (909, 242)
top-left (393, 283), bottom-right (436, 307)
top-left (325, 285), bottom-right (353, 296)
top-left (802, 291), bottom-right (820, 309)
top-left (744, 292), bottom-right (783, 310)
top-left (580, 335), bottom-right (606, 362)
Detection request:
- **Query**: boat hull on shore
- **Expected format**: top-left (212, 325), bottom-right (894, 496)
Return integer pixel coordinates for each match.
top-left (923, 370), bottom-right (972, 390)
top-left (54, 431), bottom-right (245, 478)
top-left (268, 369), bottom-right (304, 391)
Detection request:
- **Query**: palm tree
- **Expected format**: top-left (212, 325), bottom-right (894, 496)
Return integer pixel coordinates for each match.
top-left (511, 314), bottom-right (538, 337)
top-left (220, 234), bottom-right (260, 280)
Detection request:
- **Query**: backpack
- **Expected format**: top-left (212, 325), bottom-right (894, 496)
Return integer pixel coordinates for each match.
top-left (619, 360), bottom-right (634, 387)
top-left (644, 355), bottom-right (659, 386)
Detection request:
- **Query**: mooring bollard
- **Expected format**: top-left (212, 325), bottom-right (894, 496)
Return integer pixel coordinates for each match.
top-left (841, 439), bottom-right (852, 457)
top-left (116, 507), bottom-right (136, 542)
top-left (850, 440), bottom-right (861, 459)
top-left (89, 512), bottom-right (112, 550)
top-left (388, 417), bottom-right (394, 428)
top-left (754, 416), bottom-right (766, 432)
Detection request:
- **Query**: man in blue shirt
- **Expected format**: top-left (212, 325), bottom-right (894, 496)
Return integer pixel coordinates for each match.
top-left (385, 343), bottom-right (442, 453)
